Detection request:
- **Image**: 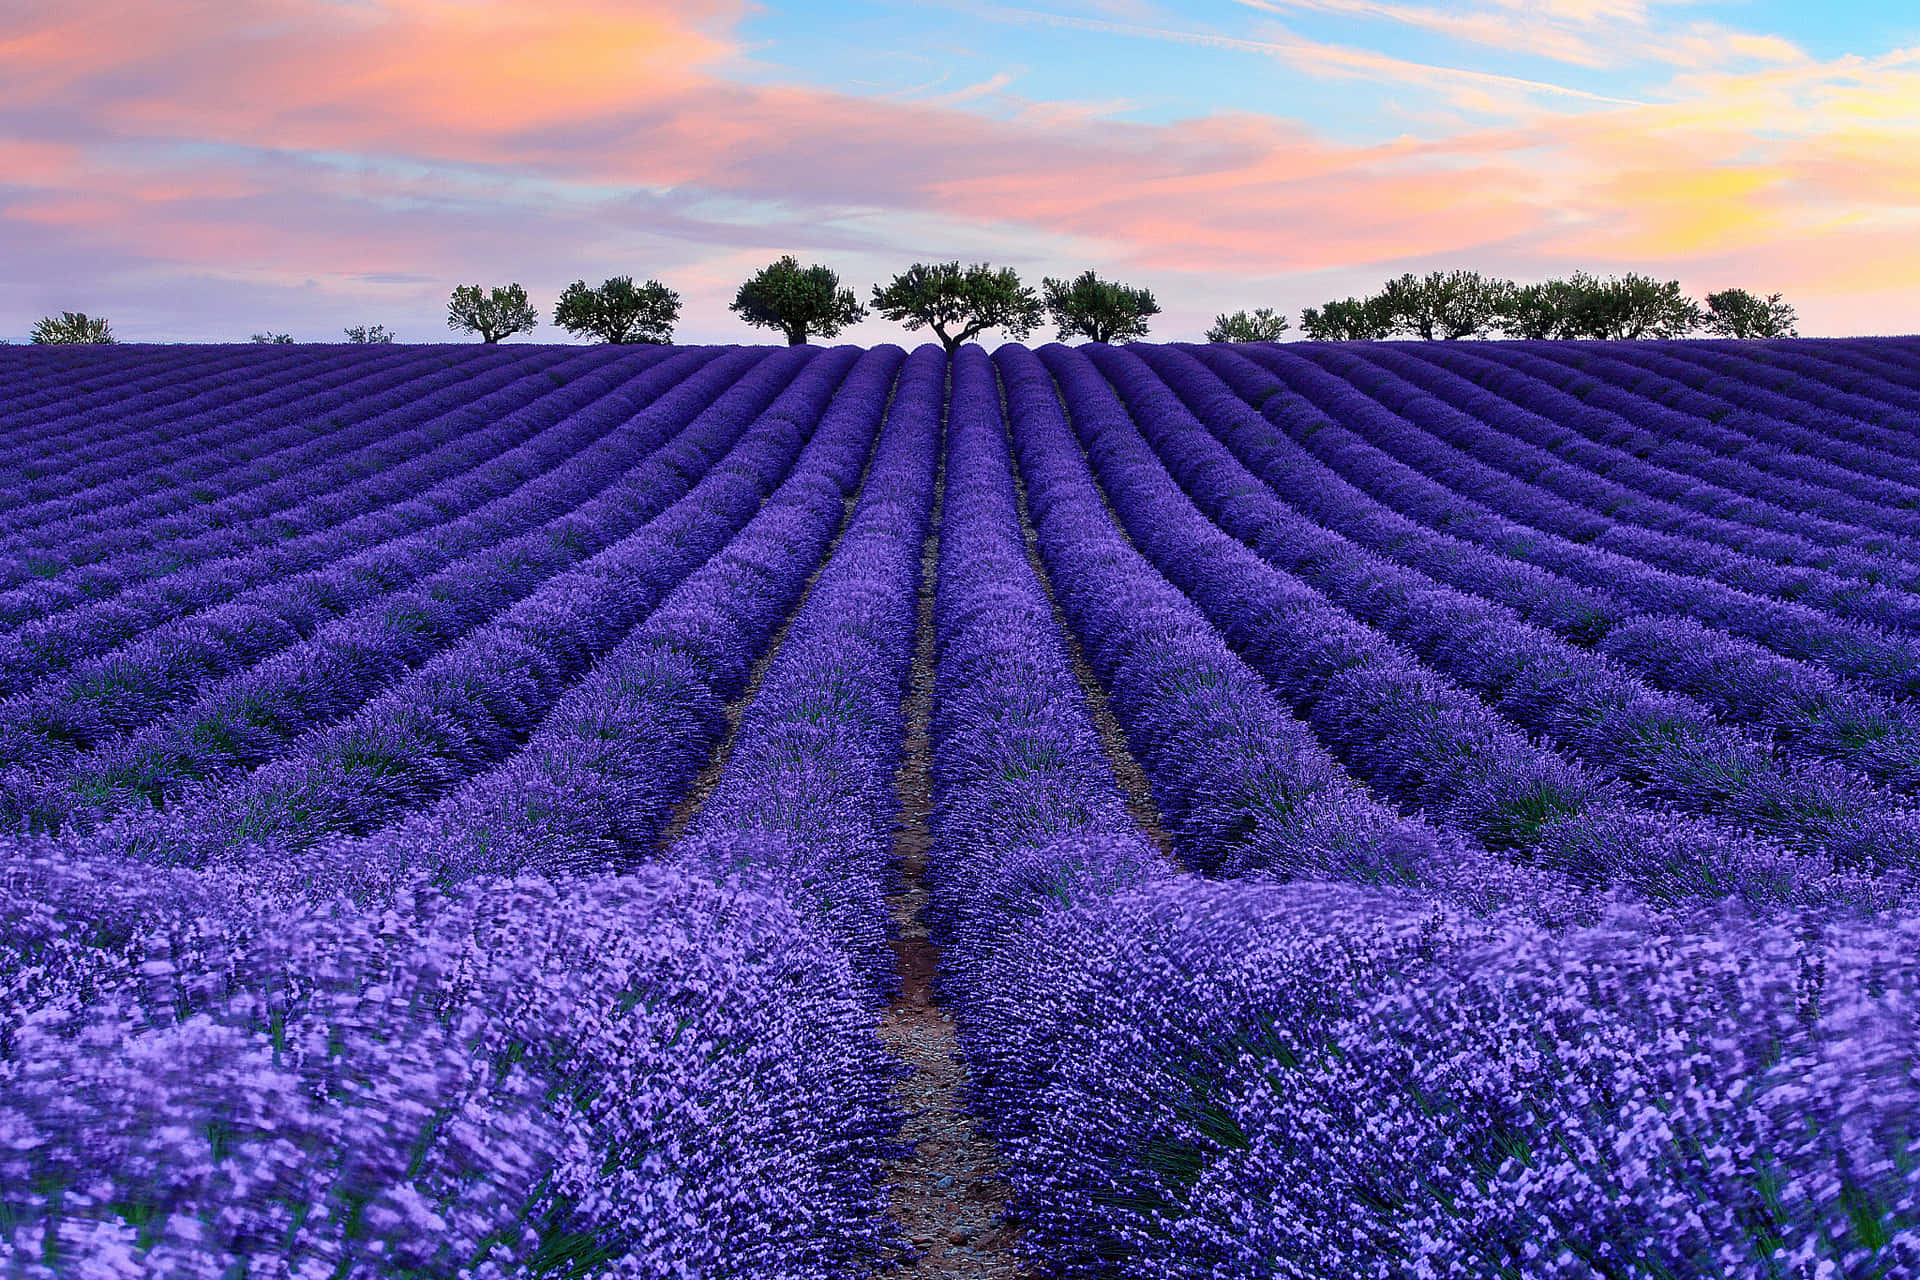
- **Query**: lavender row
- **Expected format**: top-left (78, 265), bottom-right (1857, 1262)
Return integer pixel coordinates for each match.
top-left (0, 849), bottom-right (902, 1277)
top-left (1180, 347), bottom-right (1920, 803)
top-left (1611, 338), bottom-right (1920, 440)
top-left (671, 344), bottom-right (947, 1002)
top-left (0, 348), bottom-right (619, 607)
top-left (0, 346), bottom-right (555, 570)
top-left (0, 348), bottom-right (738, 780)
top-left (995, 343), bottom-right (1492, 890)
top-left (0, 346), bottom-right (428, 530)
top-left (0, 344), bottom-right (333, 470)
top-left (1226, 345), bottom-right (1920, 702)
top-left (3, 346), bottom-right (820, 840)
top-left (0, 346), bottom-right (440, 522)
top-left (0, 350), bottom-right (710, 695)
top-left (1448, 339), bottom-right (1920, 561)
top-left (1493, 341), bottom-right (1920, 537)
top-left (1389, 340), bottom-right (1920, 598)
top-left (965, 874), bottom-right (1920, 1277)
top-left (1326, 342), bottom-right (1920, 631)
top-left (1597, 339), bottom-right (1920, 506)
top-left (48, 346), bottom-right (848, 864)
top-left (350, 345), bottom-right (905, 895)
top-left (1128, 345), bottom-right (1920, 899)
top-left (1078, 344), bottom-right (1879, 906)
top-left (1655, 340), bottom-right (1920, 464)
top-left (921, 344), bottom-right (1163, 991)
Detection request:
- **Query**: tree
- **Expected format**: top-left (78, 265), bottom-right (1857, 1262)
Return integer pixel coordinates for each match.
top-left (1299, 297), bottom-right (1395, 341)
top-left (30, 312), bottom-right (114, 344)
top-left (870, 261), bottom-right (1042, 352)
top-left (1205, 308), bottom-right (1291, 343)
top-left (447, 283), bottom-right (538, 343)
top-left (1375, 270), bottom-right (1510, 340)
top-left (1572, 273), bottom-right (1701, 340)
top-left (251, 331), bottom-right (293, 344)
top-left (1041, 270), bottom-right (1159, 343)
top-left (553, 276), bottom-right (682, 344)
top-left (344, 324), bottom-right (396, 344)
top-left (1703, 288), bottom-right (1798, 339)
top-left (1495, 278), bottom-right (1588, 340)
top-left (730, 256), bottom-right (866, 345)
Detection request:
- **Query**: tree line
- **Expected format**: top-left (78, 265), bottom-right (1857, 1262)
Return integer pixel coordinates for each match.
top-left (23, 263), bottom-right (1797, 346)
top-left (1293, 270), bottom-right (1798, 341)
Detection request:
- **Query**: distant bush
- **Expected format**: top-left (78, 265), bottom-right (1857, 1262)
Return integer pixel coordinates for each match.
top-left (871, 261), bottom-right (1042, 351)
top-left (731, 256), bottom-right (866, 345)
top-left (30, 312), bottom-right (114, 345)
top-left (447, 283), bottom-right (538, 343)
top-left (1704, 287), bottom-right (1798, 338)
top-left (554, 277), bottom-right (681, 344)
top-left (250, 331), bottom-right (293, 344)
top-left (343, 324), bottom-right (395, 344)
top-left (1205, 308), bottom-right (1290, 343)
top-left (1300, 296), bottom-right (1396, 341)
top-left (1042, 270), bottom-right (1159, 343)
top-left (1301, 271), bottom-right (1786, 341)
top-left (1375, 270), bottom-right (1510, 340)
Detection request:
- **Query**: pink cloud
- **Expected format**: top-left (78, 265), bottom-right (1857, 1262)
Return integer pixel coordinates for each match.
top-left (1, 0), bottom-right (1917, 338)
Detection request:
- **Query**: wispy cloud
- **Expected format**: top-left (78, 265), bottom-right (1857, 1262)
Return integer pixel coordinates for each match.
top-left (0, 0), bottom-right (1916, 340)
top-left (1233, 0), bottom-right (1807, 72)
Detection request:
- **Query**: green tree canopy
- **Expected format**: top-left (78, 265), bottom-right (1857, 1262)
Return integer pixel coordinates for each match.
top-left (1041, 270), bottom-right (1160, 344)
top-left (1494, 278), bottom-right (1588, 340)
top-left (1205, 308), bottom-right (1291, 343)
top-left (1572, 273), bottom-right (1701, 340)
top-left (447, 283), bottom-right (538, 344)
top-left (553, 277), bottom-right (682, 344)
top-left (870, 261), bottom-right (1042, 351)
top-left (31, 312), bottom-right (114, 345)
top-left (730, 256), bottom-right (866, 345)
top-left (1376, 270), bottom-right (1510, 340)
top-left (1299, 297), bottom-right (1395, 341)
top-left (1703, 288), bottom-right (1798, 339)
top-left (343, 324), bottom-right (396, 344)
top-left (251, 331), bottom-right (293, 344)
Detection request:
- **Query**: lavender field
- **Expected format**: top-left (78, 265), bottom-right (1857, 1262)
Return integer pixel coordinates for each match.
top-left (3, 335), bottom-right (1919, 1277)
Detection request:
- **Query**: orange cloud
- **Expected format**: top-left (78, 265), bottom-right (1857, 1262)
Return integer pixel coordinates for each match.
top-left (2, 0), bottom-right (1917, 340)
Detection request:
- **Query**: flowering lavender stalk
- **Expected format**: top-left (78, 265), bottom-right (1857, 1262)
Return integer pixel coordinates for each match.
top-left (1, 850), bottom-right (904, 1276)
top-left (969, 877), bottom-right (1920, 1278)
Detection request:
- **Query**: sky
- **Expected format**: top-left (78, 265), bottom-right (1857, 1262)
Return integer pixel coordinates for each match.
top-left (3, 0), bottom-right (1918, 344)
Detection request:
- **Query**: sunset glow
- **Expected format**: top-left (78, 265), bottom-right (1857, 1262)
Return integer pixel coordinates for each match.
top-left (3, 0), bottom-right (1916, 340)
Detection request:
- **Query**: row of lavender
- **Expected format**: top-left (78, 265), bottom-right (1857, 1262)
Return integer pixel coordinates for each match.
top-left (5, 337), bottom-right (1920, 1275)
top-left (0, 343), bottom-right (933, 1274)
top-left (927, 339), bottom-right (1920, 1277)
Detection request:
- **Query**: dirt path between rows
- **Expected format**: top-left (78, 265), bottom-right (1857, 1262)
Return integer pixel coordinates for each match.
top-left (875, 411), bottom-right (1030, 1278)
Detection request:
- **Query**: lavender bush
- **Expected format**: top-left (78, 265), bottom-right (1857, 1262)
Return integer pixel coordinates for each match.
top-left (8, 339), bottom-right (1920, 1275)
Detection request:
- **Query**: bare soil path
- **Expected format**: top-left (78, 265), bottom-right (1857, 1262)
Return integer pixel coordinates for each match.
top-left (875, 417), bottom-right (1031, 1278)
